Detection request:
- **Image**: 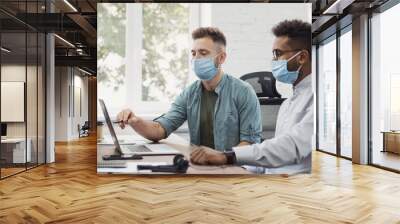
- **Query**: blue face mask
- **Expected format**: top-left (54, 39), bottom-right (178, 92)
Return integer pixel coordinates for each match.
top-left (271, 51), bottom-right (303, 84)
top-left (192, 55), bottom-right (219, 80)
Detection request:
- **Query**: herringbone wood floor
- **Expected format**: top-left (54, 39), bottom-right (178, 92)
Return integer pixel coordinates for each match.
top-left (1, 135), bottom-right (400, 224)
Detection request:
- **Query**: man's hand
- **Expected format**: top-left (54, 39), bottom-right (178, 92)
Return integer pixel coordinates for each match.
top-left (190, 146), bottom-right (227, 165)
top-left (116, 109), bottom-right (141, 129)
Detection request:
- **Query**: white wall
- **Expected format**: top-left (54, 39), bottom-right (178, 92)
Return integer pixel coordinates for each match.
top-left (55, 67), bottom-right (89, 141)
top-left (72, 74), bottom-right (89, 138)
top-left (1, 66), bottom-right (26, 128)
top-left (55, 67), bottom-right (69, 141)
top-left (210, 3), bottom-right (312, 98)
top-left (1, 65), bottom-right (27, 141)
top-left (1, 65), bottom-right (37, 137)
top-left (1, 64), bottom-right (47, 163)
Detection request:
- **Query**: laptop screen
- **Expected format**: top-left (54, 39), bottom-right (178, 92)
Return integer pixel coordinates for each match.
top-left (98, 99), bottom-right (122, 154)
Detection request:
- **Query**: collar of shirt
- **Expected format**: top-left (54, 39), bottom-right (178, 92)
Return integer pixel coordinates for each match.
top-left (292, 74), bottom-right (311, 96)
top-left (194, 73), bottom-right (227, 96)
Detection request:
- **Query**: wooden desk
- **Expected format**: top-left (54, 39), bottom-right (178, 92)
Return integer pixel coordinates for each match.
top-left (97, 134), bottom-right (250, 175)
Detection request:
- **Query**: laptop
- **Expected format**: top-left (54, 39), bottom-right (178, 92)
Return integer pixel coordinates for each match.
top-left (98, 99), bottom-right (180, 155)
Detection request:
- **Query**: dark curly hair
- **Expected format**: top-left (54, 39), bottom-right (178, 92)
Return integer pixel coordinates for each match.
top-left (272, 19), bottom-right (311, 56)
top-left (192, 27), bottom-right (226, 48)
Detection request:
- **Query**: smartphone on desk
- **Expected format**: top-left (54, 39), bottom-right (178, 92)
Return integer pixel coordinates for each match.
top-left (102, 154), bottom-right (143, 160)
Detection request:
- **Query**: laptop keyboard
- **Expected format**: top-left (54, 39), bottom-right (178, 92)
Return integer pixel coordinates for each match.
top-left (125, 145), bottom-right (152, 153)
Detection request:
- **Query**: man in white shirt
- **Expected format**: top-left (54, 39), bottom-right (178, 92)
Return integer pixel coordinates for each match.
top-left (190, 19), bottom-right (314, 174)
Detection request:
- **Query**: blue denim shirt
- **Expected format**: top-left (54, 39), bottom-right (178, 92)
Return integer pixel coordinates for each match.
top-left (154, 74), bottom-right (262, 151)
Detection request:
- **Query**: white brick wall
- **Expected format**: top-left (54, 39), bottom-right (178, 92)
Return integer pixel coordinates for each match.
top-left (210, 3), bottom-right (312, 98)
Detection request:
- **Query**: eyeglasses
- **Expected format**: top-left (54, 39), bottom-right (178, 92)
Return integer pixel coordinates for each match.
top-left (272, 49), bottom-right (303, 60)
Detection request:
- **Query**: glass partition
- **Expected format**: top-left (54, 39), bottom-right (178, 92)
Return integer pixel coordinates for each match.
top-left (38, 32), bottom-right (45, 165)
top-left (339, 27), bottom-right (352, 158)
top-left (0, 1), bottom-right (46, 179)
top-left (317, 35), bottom-right (337, 155)
top-left (1, 30), bottom-right (28, 177)
top-left (27, 30), bottom-right (38, 169)
top-left (370, 3), bottom-right (400, 171)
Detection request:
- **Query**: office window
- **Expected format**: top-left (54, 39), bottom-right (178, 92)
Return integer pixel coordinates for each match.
top-left (317, 36), bottom-right (337, 154)
top-left (97, 3), bottom-right (127, 117)
top-left (98, 3), bottom-right (196, 117)
top-left (391, 76), bottom-right (400, 129)
top-left (370, 3), bottom-right (400, 171)
top-left (339, 28), bottom-right (352, 158)
top-left (142, 4), bottom-right (190, 102)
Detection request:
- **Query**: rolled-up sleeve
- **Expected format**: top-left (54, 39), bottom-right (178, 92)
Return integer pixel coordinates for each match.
top-left (237, 84), bottom-right (262, 144)
top-left (233, 104), bottom-right (313, 168)
top-left (154, 90), bottom-right (188, 137)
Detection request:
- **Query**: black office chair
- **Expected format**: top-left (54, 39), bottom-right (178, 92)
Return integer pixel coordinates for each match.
top-left (240, 71), bottom-right (286, 105)
top-left (79, 121), bottom-right (90, 138)
top-left (240, 72), bottom-right (286, 140)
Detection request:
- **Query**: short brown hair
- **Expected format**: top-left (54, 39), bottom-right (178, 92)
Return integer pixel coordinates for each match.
top-left (192, 27), bottom-right (226, 47)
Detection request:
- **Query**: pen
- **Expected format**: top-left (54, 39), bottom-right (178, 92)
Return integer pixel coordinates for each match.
top-left (113, 121), bottom-right (123, 124)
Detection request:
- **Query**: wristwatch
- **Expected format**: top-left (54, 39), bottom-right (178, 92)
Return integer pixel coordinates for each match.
top-left (223, 149), bottom-right (237, 165)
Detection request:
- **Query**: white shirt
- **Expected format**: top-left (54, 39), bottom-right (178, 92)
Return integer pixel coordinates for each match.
top-left (233, 75), bottom-right (314, 175)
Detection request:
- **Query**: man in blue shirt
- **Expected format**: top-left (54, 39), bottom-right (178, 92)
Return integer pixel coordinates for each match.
top-left (117, 27), bottom-right (262, 150)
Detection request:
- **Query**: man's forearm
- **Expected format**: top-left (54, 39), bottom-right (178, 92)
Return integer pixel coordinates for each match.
top-left (130, 118), bottom-right (166, 142)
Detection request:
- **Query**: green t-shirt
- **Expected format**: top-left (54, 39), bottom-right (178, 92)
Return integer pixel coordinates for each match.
top-left (199, 87), bottom-right (218, 149)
